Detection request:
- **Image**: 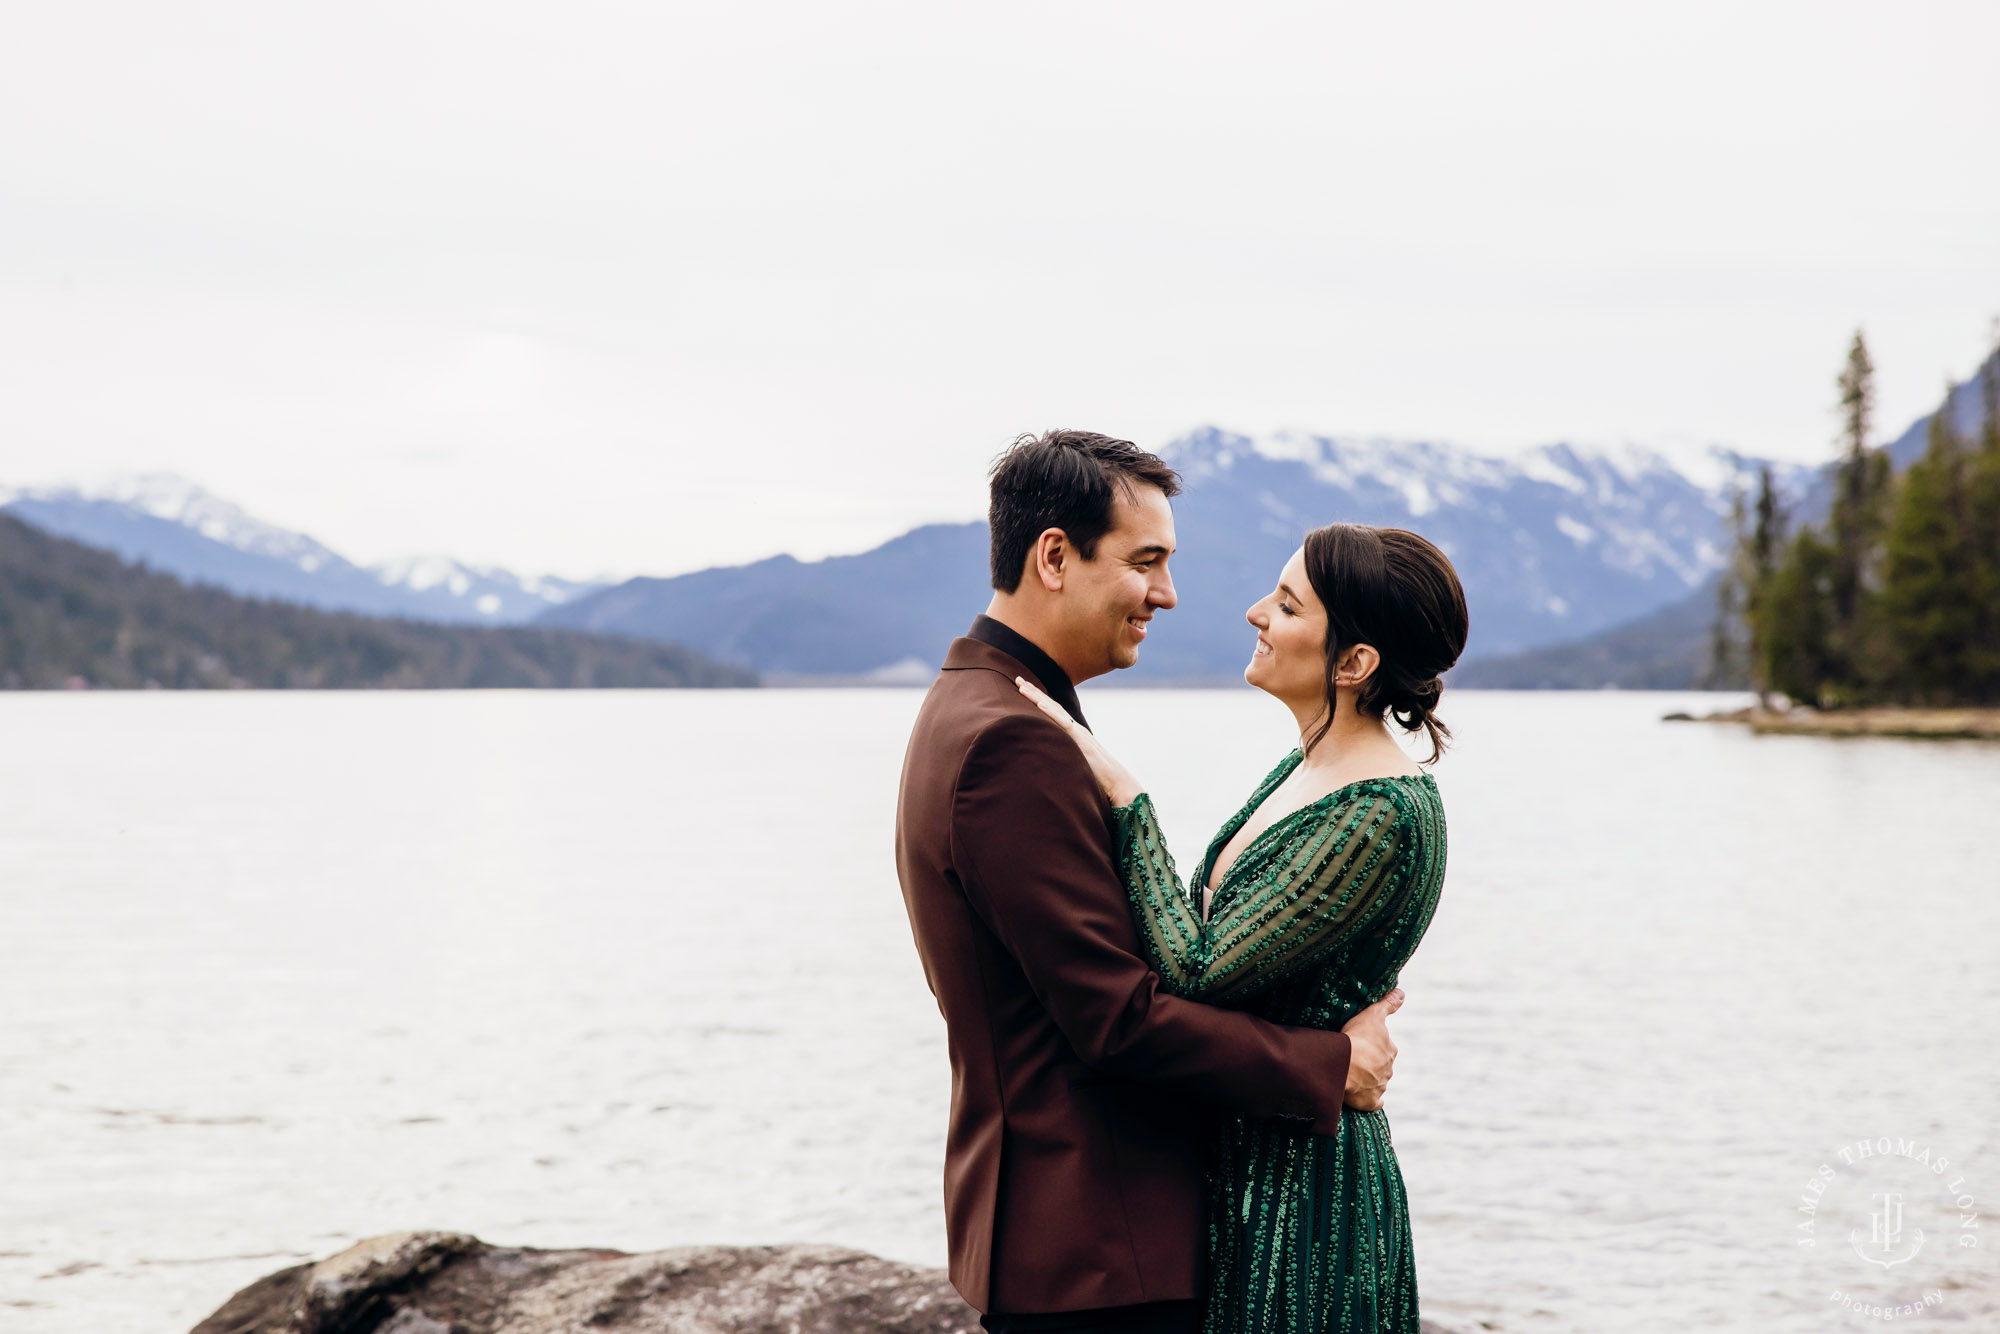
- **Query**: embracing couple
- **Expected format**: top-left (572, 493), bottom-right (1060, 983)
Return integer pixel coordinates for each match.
top-left (895, 429), bottom-right (1469, 1334)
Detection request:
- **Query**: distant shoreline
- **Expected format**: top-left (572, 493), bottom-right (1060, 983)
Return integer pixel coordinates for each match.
top-left (1667, 705), bottom-right (2000, 739)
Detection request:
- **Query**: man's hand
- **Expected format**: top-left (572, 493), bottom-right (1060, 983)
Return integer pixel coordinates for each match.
top-left (1340, 988), bottom-right (1403, 1111)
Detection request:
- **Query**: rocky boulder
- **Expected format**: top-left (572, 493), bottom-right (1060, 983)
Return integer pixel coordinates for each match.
top-left (190, 1232), bottom-right (979, 1334)
top-left (191, 1232), bottom-right (1476, 1334)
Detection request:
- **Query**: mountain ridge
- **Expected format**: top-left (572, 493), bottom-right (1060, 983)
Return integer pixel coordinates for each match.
top-left (0, 512), bottom-right (753, 690)
top-left (16, 416), bottom-right (1933, 685)
top-left (542, 428), bottom-right (1802, 678)
top-left (0, 474), bottom-right (607, 625)
top-left (1452, 356), bottom-right (2000, 690)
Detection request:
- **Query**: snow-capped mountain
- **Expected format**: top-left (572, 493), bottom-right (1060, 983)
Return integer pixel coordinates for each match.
top-left (1150, 428), bottom-right (1807, 670)
top-left (5, 431), bottom-right (1813, 675)
top-left (541, 428), bottom-right (1807, 676)
top-left (0, 474), bottom-right (605, 624)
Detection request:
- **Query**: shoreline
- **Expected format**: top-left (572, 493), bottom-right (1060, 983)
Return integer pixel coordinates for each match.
top-left (1665, 705), bottom-right (2000, 739)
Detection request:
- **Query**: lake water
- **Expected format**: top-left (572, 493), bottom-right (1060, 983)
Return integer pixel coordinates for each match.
top-left (2, 689), bottom-right (1996, 1333)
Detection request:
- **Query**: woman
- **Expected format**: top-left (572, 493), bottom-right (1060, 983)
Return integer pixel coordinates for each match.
top-left (1017, 522), bottom-right (1468, 1334)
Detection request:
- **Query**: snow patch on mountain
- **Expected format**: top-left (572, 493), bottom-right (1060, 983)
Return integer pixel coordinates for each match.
top-left (2, 473), bottom-right (605, 624)
top-left (36, 472), bottom-right (349, 573)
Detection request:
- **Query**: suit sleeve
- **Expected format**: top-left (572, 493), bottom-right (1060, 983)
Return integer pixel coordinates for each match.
top-left (950, 711), bottom-right (1351, 1134)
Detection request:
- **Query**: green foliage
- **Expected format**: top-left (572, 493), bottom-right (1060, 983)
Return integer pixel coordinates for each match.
top-left (0, 514), bottom-right (758, 690)
top-left (1706, 484), bottom-right (1751, 689)
top-left (1710, 465), bottom-right (1786, 696)
top-left (1736, 334), bottom-right (2000, 708)
top-left (1876, 404), bottom-right (1990, 701)
top-left (1761, 527), bottom-right (1843, 705)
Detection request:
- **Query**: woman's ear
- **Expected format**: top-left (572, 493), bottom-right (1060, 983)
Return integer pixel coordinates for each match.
top-left (1335, 643), bottom-right (1381, 688)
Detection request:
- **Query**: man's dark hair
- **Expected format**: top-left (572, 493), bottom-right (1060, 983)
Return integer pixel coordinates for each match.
top-left (986, 430), bottom-right (1182, 593)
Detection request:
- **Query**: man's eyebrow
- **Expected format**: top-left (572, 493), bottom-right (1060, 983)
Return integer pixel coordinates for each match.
top-left (1127, 543), bottom-right (1173, 559)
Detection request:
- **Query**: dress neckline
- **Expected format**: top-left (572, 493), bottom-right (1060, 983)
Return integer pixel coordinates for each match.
top-left (1195, 750), bottom-right (1434, 903)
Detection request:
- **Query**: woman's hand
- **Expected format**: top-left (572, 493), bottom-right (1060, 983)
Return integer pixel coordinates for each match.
top-left (1015, 676), bottom-right (1144, 807)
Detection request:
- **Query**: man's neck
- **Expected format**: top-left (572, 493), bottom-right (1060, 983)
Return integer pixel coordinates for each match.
top-left (982, 597), bottom-right (1095, 685)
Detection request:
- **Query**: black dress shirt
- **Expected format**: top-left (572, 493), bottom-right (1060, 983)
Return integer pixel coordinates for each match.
top-left (966, 614), bottom-right (1089, 732)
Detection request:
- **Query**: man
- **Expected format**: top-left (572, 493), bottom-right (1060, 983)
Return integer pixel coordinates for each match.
top-left (895, 430), bottom-right (1403, 1333)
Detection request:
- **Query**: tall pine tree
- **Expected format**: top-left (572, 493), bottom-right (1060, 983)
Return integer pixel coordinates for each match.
top-left (1747, 464), bottom-right (1785, 702)
top-left (1717, 464), bottom-right (1786, 701)
top-left (1706, 484), bottom-right (1750, 689)
top-left (1763, 527), bottom-right (1839, 704)
top-left (1963, 337), bottom-right (2000, 692)
top-left (1826, 330), bottom-right (1892, 698)
top-left (1877, 388), bottom-right (1981, 702)
top-left (1758, 328), bottom-right (2000, 708)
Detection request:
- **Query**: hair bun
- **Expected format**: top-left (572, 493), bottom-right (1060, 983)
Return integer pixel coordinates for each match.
top-left (1386, 677), bottom-right (1441, 732)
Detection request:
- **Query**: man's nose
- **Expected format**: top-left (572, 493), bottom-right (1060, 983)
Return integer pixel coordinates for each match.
top-left (1150, 569), bottom-right (1177, 611)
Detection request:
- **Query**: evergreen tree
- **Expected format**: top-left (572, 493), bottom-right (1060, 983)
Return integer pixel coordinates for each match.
top-left (1762, 527), bottom-right (1839, 705)
top-left (1826, 330), bottom-right (1891, 694)
top-left (1705, 484), bottom-right (1749, 689)
top-left (1715, 464), bottom-right (1788, 701)
top-left (1747, 463), bottom-right (1785, 702)
top-left (1877, 388), bottom-right (1981, 702)
top-left (1756, 329), bottom-right (2000, 709)
top-left (1964, 336), bottom-right (2000, 691)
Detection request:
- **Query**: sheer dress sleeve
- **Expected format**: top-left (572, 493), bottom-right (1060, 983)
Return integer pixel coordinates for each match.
top-left (1108, 789), bottom-right (1409, 1002)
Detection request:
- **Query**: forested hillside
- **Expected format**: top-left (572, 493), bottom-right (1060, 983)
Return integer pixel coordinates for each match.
top-left (1720, 336), bottom-right (2000, 707)
top-left (0, 514), bottom-right (755, 690)
top-left (1449, 583), bottom-right (1721, 689)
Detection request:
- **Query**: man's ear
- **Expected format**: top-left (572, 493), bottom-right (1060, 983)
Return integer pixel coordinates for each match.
top-left (1335, 643), bottom-right (1381, 688)
top-left (1032, 528), bottom-right (1068, 593)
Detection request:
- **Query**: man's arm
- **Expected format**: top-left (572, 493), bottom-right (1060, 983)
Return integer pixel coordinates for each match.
top-left (951, 711), bottom-right (1353, 1133)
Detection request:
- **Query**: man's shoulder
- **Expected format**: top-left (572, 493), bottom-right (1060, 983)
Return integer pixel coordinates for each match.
top-left (915, 660), bottom-right (1059, 756)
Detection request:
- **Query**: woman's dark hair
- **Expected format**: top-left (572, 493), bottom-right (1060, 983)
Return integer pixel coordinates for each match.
top-left (1299, 523), bottom-right (1469, 764)
top-left (987, 429), bottom-right (1182, 592)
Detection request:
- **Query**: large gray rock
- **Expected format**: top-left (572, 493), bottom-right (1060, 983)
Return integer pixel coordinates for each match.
top-left (189, 1233), bottom-right (979, 1334)
top-left (190, 1232), bottom-right (1476, 1334)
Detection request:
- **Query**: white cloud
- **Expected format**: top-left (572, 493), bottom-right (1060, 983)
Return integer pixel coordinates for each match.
top-left (0, 0), bottom-right (1995, 577)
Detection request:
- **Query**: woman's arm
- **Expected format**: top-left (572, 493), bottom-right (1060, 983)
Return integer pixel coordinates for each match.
top-left (1111, 789), bottom-right (1410, 1002)
top-left (1013, 674), bottom-right (1413, 1004)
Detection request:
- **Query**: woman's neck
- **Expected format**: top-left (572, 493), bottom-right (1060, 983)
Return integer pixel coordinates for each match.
top-left (1289, 696), bottom-right (1400, 775)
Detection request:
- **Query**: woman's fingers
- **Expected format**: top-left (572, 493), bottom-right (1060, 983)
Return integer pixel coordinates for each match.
top-left (1015, 676), bottom-right (1076, 730)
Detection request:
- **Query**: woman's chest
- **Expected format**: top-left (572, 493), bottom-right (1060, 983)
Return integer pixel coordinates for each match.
top-left (1205, 773), bottom-right (1318, 893)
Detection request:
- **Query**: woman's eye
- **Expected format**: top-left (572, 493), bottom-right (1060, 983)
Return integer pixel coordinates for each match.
top-left (1278, 603), bottom-right (1295, 616)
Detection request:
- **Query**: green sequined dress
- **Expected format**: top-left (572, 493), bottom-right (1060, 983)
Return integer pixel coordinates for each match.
top-left (1109, 750), bottom-right (1447, 1334)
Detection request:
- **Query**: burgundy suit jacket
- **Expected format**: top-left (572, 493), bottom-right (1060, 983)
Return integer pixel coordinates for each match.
top-left (894, 636), bottom-right (1352, 1314)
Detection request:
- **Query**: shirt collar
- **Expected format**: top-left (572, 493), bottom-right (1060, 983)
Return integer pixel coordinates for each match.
top-left (966, 614), bottom-right (1089, 732)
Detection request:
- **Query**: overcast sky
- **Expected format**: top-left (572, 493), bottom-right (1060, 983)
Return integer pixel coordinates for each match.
top-left (2, 1), bottom-right (1996, 578)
